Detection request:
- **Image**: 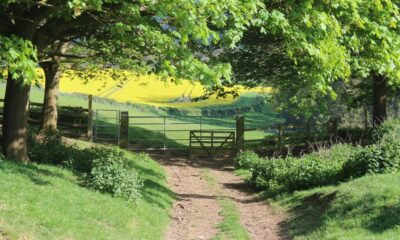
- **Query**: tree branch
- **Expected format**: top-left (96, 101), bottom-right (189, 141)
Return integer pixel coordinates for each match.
top-left (46, 53), bottom-right (89, 59)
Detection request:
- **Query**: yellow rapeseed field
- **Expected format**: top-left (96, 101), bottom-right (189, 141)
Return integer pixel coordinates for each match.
top-left (36, 69), bottom-right (269, 107)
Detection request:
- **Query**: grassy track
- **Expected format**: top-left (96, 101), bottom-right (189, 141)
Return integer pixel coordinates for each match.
top-left (201, 169), bottom-right (251, 240)
top-left (273, 173), bottom-right (400, 240)
top-left (213, 198), bottom-right (251, 240)
top-left (0, 142), bottom-right (173, 240)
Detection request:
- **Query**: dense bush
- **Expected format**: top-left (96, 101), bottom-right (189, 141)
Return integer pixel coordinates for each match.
top-left (28, 134), bottom-right (143, 201)
top-left (234, 150), bottom-right (261, 169)
top-left (83, 148), bottom-right (143, 201)
top-left (247, 144), bottom-right (357, 193)
top-left (342, 143), bottom-right (400, 178)
top-left (342, 119), bottom-right (400, 178)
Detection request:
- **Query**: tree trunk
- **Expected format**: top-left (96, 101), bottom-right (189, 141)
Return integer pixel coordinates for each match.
top-left (40, 42), bottom-right (69, 132)
top-left (372, 74), bottom-right (387, 126)
top-left (2, 73), bottom-right (31, 162)
top-left (40, 61), bottom-right (61, 132)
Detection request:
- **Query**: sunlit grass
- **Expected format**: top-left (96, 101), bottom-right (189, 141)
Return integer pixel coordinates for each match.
top-left (272, 173), bottom-right (400, 240)
top-left (0, 142), bottom-right (173, 240)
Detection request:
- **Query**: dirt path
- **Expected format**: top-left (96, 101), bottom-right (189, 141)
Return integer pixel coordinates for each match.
top-left (209, 168), bottom-right (287, 240)
top-left (158, 155), bottom-right (222, 240)
top-left (154, 153), bottom-right (288, 240)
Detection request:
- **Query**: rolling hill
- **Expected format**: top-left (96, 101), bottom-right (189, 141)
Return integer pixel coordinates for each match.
top-left (37, 69), bottom-right (270, 108)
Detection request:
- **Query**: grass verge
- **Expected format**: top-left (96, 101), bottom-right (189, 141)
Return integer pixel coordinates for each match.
top-left (233, 169), bottom-right (251, 179)
top-left (272, 173), bottom-right (400, 240)
top-left (0, 144), bottom-right (173, 240)
top-left (200, 169), bottom-right (250, 240)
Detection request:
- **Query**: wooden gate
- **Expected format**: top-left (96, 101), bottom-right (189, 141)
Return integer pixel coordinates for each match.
top-left (189, 130), bottom-right (236, 157)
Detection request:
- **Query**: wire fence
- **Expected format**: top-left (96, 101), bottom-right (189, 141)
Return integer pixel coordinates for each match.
top-left (94, 109), bottom-right (120, 143)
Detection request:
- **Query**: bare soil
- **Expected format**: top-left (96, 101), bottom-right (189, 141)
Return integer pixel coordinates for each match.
top-left (153, 153), bottom-right (288, 240)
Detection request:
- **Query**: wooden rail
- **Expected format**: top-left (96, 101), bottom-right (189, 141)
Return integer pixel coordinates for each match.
top-left (0, 95), bottom-right (93, 139)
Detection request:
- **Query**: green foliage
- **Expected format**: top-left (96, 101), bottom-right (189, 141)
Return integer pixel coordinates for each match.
top-left (28, 134), bottom-right (143, 201)
top-left (1, 0), bottom-right (264, 86)
top-left (0, 35), bottom-right (38, 84)
top-left (234, 150), bottom-right (261, 169)
top-left (247, 144), bottom-right (357, 194)
top-left (372, 118), bottom-right (400, 143)
top-left (82, 148), bottom-right (144, 201)
top-left (343, 119), bottom-right (400, 178)
top-left (227, 1), bottom-right (400, 120)
top-left (343, 144), bottom-right (400, 179)
top-left (337, 127), bottom-right (371, 143)
top-left (245, 120), bottom-right (400, 195)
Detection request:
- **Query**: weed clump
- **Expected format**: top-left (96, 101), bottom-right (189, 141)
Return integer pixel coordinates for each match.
top-left (234, 150), bottom-right (261, 170)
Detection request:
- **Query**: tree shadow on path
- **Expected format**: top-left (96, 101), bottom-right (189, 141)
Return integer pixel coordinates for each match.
top-left (149, 151), bottom-right (291, 240)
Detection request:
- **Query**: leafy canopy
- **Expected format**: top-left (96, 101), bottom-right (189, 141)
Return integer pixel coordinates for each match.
top-left (0, 0), bottom-right (263, 86)
top-left (225, 0), bottom-right (400, 117)
top-left (0, 35), bottom-right (37, 83)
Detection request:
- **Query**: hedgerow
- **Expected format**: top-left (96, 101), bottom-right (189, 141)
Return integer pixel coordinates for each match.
top-left (240, 119), bottom-right (400, 195)
top-left (247, 144), bottom-right (356, 194)
top-left (343, 119), bottom-right (400, 178)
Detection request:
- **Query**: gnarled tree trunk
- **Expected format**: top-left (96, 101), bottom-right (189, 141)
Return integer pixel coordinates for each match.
top-left (372, 74), bottom-right (387, 126)
top-left (2, 73), bottom-right (31, 162)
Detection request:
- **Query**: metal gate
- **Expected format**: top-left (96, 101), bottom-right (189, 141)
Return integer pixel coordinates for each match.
top-left (189, 130), bottom-right (236, 156)
top-left (127, 115), bottom-right (236, 150)
top-left (93, 109), bottom-right (120, 143)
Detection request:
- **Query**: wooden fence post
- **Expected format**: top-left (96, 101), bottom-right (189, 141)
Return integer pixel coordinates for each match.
top-left (119, 111), bottom-right (129, 149)
top-left (236, 115), bottom-right (244, 154)
top-left (87, 95), bottom-right (93, 141)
